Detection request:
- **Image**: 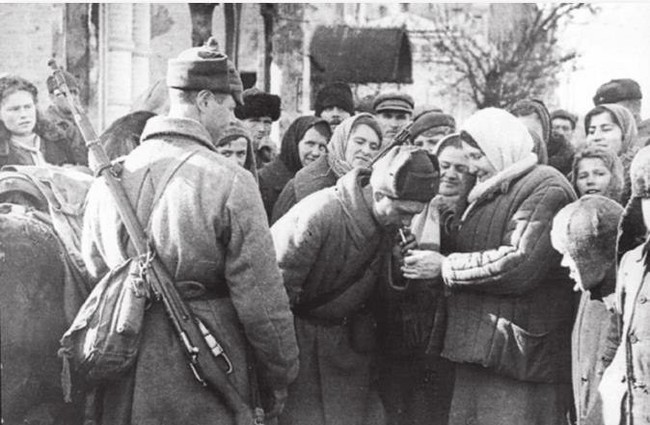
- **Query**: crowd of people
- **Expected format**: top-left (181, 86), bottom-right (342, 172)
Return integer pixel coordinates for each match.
top-left (3, 36), bottom-right (650, 425)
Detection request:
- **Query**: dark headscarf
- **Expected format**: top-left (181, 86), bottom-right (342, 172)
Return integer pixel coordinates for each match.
top-left (511, 99), bottom-right (552, 145)
top-left (279, 116), bottom-right (331, 174)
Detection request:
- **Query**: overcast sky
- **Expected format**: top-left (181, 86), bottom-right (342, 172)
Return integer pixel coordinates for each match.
top-left (558, 3), bottom-right (650, 117)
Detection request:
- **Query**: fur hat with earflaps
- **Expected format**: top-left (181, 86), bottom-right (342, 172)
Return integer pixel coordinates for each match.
top-left (551, 195), bottom-right (623, 291)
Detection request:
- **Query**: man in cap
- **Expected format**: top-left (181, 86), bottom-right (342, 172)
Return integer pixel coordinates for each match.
top-left (81, 37), bottom-right (298, 425)
top-left (410, 109), bottom-right (456, 154)
top-left (594, 78), bottom-right (650, 143)
top-left (43, 70), bottom-right (88, 165)
top-left (314, 81), bottom-right (355, 131)
top-left (373, 91), bottom-right (414, 144)
top-left (548, 109), bottom-right (578, 175)
top-left (235, 87), bottom-right (281, 167)
top-left (271, 145), bottom-right (439, 425)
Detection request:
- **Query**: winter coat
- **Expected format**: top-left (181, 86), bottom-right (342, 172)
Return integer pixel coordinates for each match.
top-left (442, 164), bottom-right (576, 383)
top-left (547, 134), bottom-right (575, 176)
top-left (259, 116), bottom-right (328, 220)
top-left (599, 244), bottom-right (650, 425)
top-left (0, 118), bottom-right (75, 167)
top-left (271, 154), bottom-right (337, 223)
top-left (81, 116), bottom-right (299, 425)
top-left (271, 168), bottom-right (387, 425)
top-left (572, 274), bottom-right (620, 425)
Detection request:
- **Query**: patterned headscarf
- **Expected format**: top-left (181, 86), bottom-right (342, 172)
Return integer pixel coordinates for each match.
top-left (326, 113), bottom-right (381, 178)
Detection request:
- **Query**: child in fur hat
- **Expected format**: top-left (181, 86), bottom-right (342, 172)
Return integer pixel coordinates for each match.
top-left (551, 195), bottom-right (623, 425)
top-left (598, 144), bottom-right (650, 425)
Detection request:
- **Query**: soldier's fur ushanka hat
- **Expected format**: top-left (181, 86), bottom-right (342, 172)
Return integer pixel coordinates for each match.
top-left (167, 37), bottom-right (243, 104)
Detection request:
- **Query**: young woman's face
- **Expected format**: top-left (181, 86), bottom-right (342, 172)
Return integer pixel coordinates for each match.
top-left (461, 141), bottom-right (496, 183)
top-left (344, 123), bottom-right (381, 168)
top-left (215, 137), bottom-right (248, 168)
top-left (0, 90), bottom-right (36, 136)
top-left (297, 127), bottom-right (328, 167)
top-left (437, 146), bottom-right (470, 197)
top-left (586, 112), bottom-right (624, 154)
top-left (575, 157), bottom-right (613, 198)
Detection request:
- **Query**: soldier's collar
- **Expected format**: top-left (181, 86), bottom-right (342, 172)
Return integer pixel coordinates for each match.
top-left (140, 116), bottom-right (215, 151)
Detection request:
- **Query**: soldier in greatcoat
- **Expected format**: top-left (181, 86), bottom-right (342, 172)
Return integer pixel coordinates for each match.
top-left (81, 38), bottom-right (299, 425)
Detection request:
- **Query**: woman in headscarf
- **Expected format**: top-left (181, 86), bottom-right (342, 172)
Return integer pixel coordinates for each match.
top-left (585, 103), bottom-right (639, 204)
top-left (0, 75), bottom-right (75, 167)
top-left (271, 113), bottom-right (382, 223)
top-left (213, 120), bottom-right (259, 181)
top-left (258, 116), bottom-right (331, 220)
top-left (402, 108), bottom-right (576, 425)
top-left (571, 146), bottom-right (624, 204)
top-left (511, 99), bottom-right (551, 165)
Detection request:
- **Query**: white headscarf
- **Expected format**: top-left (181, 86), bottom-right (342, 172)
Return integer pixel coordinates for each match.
top-left (462, 107), bottom-right (535, 172)
top-left (461, 108), bottom-right (538, 203)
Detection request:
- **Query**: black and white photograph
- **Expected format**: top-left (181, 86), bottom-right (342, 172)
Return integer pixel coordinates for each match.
top-left (1, 3), bottom-right (649, 425)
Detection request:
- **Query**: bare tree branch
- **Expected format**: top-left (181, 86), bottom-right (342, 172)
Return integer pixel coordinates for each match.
top-left (426, 3), bottom-right (594, 108)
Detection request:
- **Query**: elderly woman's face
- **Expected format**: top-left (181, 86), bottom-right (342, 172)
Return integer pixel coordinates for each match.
top-left (438, 146), bottom-right (470, 197)
top-left (0, 90), bottom-right (36, 136)
top-left (344, 123), bottom-right (381, 168)
top-left (462, 141), bottom-right (496, 183)
top-left (586, 112), bottom-right (624, 154)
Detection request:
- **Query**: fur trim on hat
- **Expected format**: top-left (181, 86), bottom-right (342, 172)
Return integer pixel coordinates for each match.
top-left (234, 88), bottom-right (281, 121)
top-left (315, 82), bottom-right (354, 117)
top-left (551, 195), bottom-right (623, 289)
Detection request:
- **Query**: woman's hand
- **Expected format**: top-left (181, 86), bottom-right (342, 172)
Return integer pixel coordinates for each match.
top-left (401, 249), bottom-right (446, 279)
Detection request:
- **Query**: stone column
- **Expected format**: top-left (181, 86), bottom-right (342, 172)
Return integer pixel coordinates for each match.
top-left (132, 4), bottom-right (151, 101)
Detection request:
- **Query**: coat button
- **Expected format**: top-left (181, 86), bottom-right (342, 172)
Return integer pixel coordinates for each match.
top-left (640, 295), bottom-right (648, 304)
top-left (630, 334), bottom-right (639, 344)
